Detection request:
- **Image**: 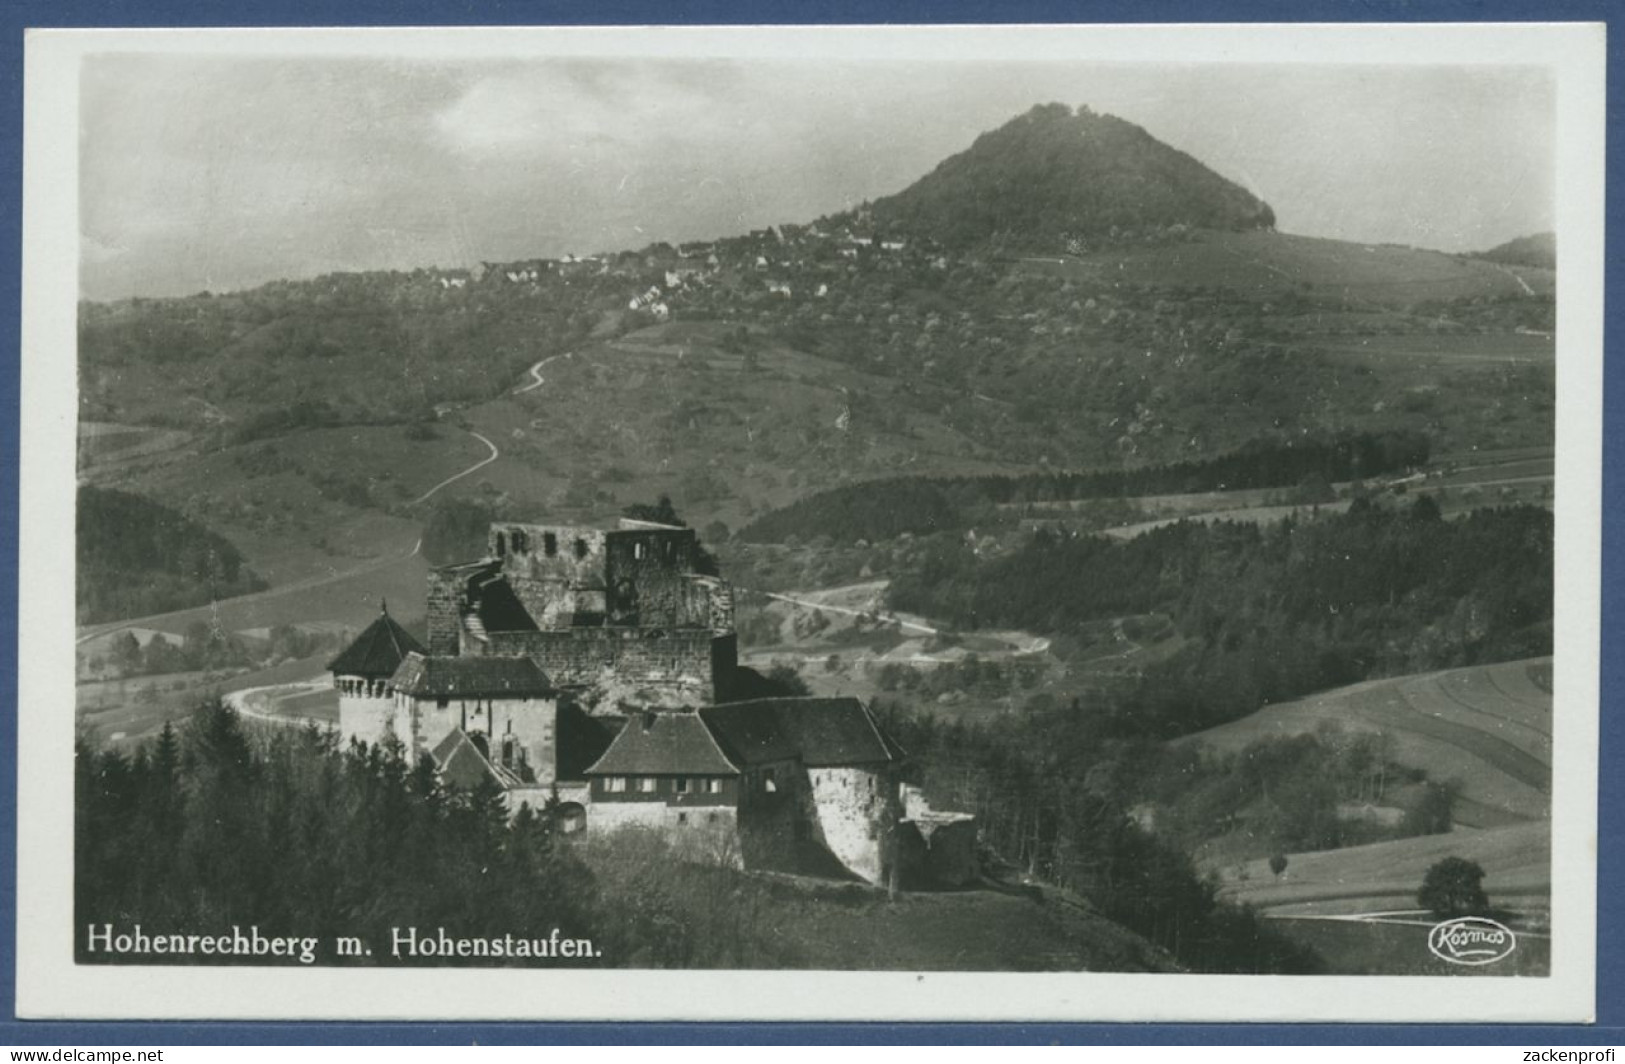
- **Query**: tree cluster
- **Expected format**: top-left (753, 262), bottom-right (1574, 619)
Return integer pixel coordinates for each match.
top-left (876, 702), bottom-right (1323, 974)
top-left (76, 701), bottom-right (789, 969)
top-left (888, 501), bottom-right (1552, 738)
top-left (77, 486), bottom-right (267, 625)
top-left (739, 431), bottom-right (1429, 545)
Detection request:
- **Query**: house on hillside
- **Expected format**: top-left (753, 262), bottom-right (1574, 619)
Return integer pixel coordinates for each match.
top-left (582, 711), bottom-right (741, 857)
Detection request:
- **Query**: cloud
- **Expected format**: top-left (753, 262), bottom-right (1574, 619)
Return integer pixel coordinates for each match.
top-left (431, 62), bottom-right (742, 160)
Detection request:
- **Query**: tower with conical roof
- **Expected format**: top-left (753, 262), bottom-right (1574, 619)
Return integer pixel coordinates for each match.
top-left (328, 601), bottom-right (427, 750)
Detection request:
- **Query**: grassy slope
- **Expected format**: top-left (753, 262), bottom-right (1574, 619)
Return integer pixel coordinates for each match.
top-left (1182, 658), bottom-right (1552, 828)
top-left (1218, 820), bottom-right (1550, 912)
top-left (752, 880), bottom-right (1177, 972)
top-left (448, 320), bottom-right (1029, 531)
top-left (1023, 230), bottom-right (1556, 306)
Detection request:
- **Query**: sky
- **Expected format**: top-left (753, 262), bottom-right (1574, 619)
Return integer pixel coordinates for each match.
top-left (78, 54), bottom-right (1556, 300)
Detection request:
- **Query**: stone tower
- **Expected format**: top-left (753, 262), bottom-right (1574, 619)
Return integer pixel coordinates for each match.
top-left (327, 601), bottom-right (427, 750)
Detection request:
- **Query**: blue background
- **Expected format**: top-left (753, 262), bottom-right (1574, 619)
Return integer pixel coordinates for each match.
top-left (0, 0), bottom-right (1617, 1046)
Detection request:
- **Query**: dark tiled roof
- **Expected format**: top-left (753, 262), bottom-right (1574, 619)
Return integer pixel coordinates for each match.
top-left (471, 573), bottom-right (539, 633)
top-left (327, 609), bottom-right (427, 678)
top-left (700, 698), bottom-right (903, 768)
top-left (429, 729), bottom-right (516, 790)
top-left (390, 652), bottom-right (552, 698)
top-left (583, 712), bottom-right (739, 777)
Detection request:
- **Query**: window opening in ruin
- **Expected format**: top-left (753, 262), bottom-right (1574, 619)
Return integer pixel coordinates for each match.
top-left (495, 533), bottom-right (507, 556)
top-left (574, 538), bottom-right (588, 560)
top-left (543, 532), bottom-right (557, 557)
top-left (513, 531), bottom-right (528, 553)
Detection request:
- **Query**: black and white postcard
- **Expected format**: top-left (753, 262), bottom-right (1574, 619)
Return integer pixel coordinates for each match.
top-left (18, 22), bottom-right (1606, 1022)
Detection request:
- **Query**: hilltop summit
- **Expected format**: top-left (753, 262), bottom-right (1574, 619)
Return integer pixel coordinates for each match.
top-left (868, 103), bottom-right (1276, 248)
top-left (1477, 231), bottom-right (1555, 270)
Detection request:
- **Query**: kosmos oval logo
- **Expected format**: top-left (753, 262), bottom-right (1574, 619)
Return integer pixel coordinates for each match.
top-left (1427, 916), bottom-right (1517, 965)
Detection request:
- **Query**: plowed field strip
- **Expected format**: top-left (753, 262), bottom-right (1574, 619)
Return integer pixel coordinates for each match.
top-left (1350, 688), bottom-right (1551, 792)
top-left (1449, 667), bottom-right (1553, 732)
top-left (1482, 661), bottom-right (1553, 713)
top-left (1450, 795), bottom-right (1536, 829)
top-left (1422, 676), bottom-right (1552, 752)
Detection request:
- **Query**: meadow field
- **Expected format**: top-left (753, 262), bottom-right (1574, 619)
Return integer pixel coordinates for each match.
top-left (1184, 658), bottom-right (1552, 828)
top-left (1019, 230), bottom-right (1555, 306)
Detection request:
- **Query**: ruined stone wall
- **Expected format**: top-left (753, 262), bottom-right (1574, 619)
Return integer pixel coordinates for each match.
top-left (604, 528), bottom-right (702, 627)
top-left (493, 525), bottom-right (609, 629)
top-left (426, 570), bottom-right (466, 656)
top-left (482, 628), bottom-right (721, 705)
top-left (691, 576), bottom-right (735, 633)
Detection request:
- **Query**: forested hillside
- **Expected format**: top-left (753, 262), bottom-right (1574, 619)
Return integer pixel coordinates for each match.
top-left (1477, 232), bottom-right (1556, 270)
top-left (76, 700), bottom-right (1308, 972)
top-left (77, 486), bottom-right (266, 624)
top-left (739, 431), bottom-right (1429, 544)
top-left (865, 103), bottom-right (1276, 248)
top-left (889, 501), bottom-right (1552, 737)
top-left (78, 268), bottom-right (608, 435)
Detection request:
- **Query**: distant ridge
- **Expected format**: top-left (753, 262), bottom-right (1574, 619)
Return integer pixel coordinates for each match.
top-left (866, 103), bottom-right (1276, 248)
top-left (1476, 231), bottom-right (1555, 270)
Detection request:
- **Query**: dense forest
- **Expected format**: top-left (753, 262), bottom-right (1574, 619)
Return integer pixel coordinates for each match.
top-left (76, 702), bottom-right (786, 969)
top-left (889, 500), bottom-right (1552, 738)
top-left (877, 702), bottom-right (1322, 973)
top-left (76, 700), bottom-right (1319, 973)
top-left (77, 486), bottom-right (267, 625)
top-left (738, 430), bottom-right (1430, 544)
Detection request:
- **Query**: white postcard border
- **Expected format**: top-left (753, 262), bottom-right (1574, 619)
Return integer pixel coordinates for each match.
top-left (17, 21), bottom-right (1606, 1022)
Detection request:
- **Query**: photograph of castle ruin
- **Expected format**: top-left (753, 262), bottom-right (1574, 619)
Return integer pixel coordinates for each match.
top-left (67, 38), bottom-right (1575, 982)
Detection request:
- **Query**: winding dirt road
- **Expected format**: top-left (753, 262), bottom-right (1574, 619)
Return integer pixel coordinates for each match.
top-left (411, 430), bottom-right (500, 505)
top-left (756, 589), bottom-right (940, 636)
top-left (224, 680), bottom-right (336, 730)
top-left (514, 352), bottom-right (571, 395)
